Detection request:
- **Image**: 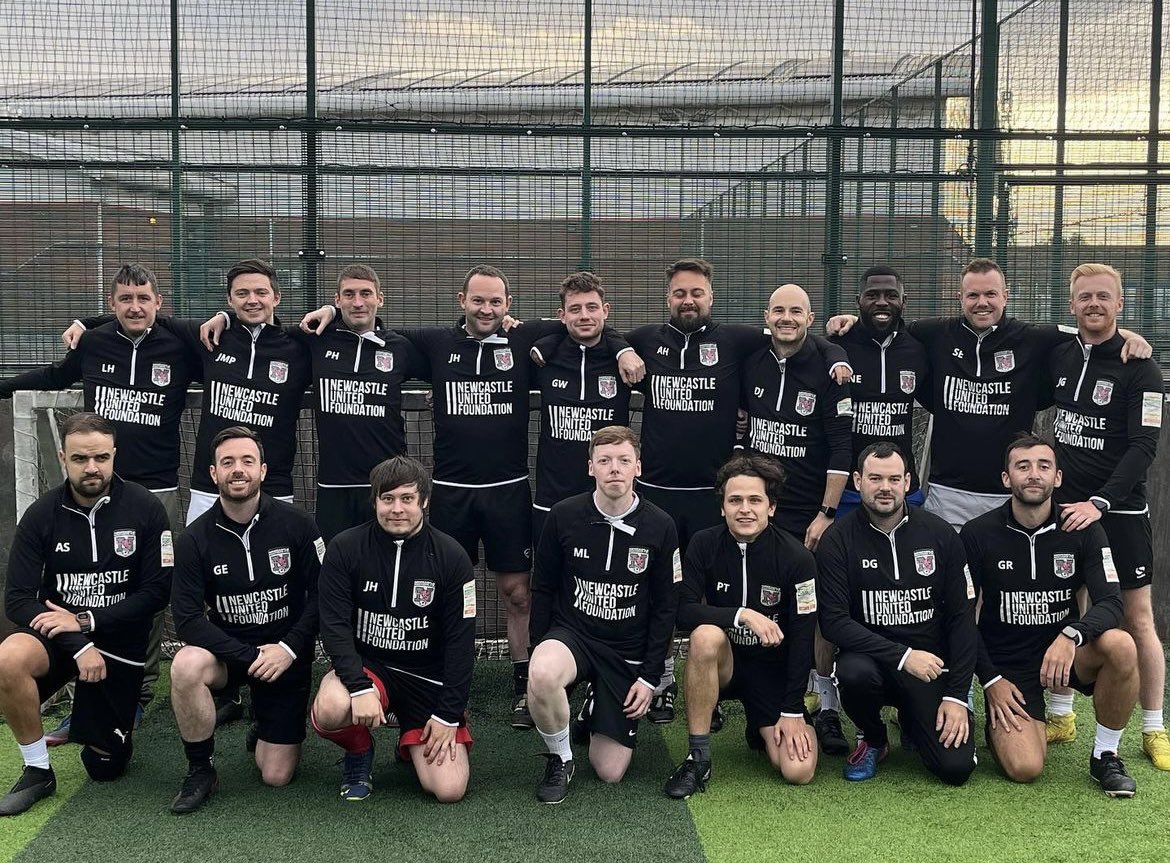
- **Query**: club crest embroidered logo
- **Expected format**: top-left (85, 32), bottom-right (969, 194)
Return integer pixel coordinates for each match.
top-left (913, 548), bottom-right (936, 577)
top-left (899, 370), bottom-right (916, 394)
top-left (699, 343), bottom-right (719, 366)
top-left (113, 530), bottom-right (136, 558)
top-left (374, 350), bottom-right (394, 373)
top-left (598, 375), bottom-right (617, 399)
top-left (268, 360), bottom-right (289, 384)
top-left (994, 350), bottom-right (1015, 373)
top-left (151, 363), bottom-right (171, 387)
top-left (760, 585), bottom-right (781, 606)
top-left (494, 348), bottom-right (513, 371)
top-left (627, 547), bottom-right (649, 574)
top-left (1053, 553), bottom-right (1076, 579)
top-left (1092, 379), bottom-right (1114, 406)
top-left (413, 580), bottom-right (435, 607)
top-left (268, 547), bottom-right (291, 575)
top-left (795, 390), bottom-right (816, 416)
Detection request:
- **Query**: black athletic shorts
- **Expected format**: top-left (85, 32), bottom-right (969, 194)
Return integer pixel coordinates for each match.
top-left (1099, 511), bottom-right (1154, 590)
top-left (360, 660), bottom-right (473, 759)
top-left (722, 646), bottom-right (802, 746)
top-left (26, 629), bottom-right (142, 756)
top-left (540, 626), bottom-right (642, 749)
top-left (636, 484), bottom-right (721, 556)
top-left (989, 662), bottom-right (1095, 723)
top-left (429, 479), bottom-right (532, 572)
top-left (219, 658), bottom-right (312, 745)
top-left (315, 485), bottom-right (373, 544)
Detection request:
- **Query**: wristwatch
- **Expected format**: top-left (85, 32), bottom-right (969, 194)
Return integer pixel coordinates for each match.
top-left (1090, 497), bottom-right (1110, 513)
top-left (819, 505), bottom-right (838, 519)
top-left (1060, 625), bottom-right (1083, 647)
top-left (76, 611), bottom-right (94, 634)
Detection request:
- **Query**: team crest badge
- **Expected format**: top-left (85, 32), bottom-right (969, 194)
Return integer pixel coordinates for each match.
top-left (1054, 554), bottom-right (1076, 579)
top-left (113, 530), bottom-right (136, 558)
top-left (913, 548), bottom-right (936, 576)
top-left (899, 370), bottom-right (916, 394)
top-left (627, 547), bottom-right (649, 574)
top-left (699, 343), bottom-right (719, 366)
top-left (1092, 379), bottom-right (1114, 406)
top-left (795, 391), bottom-right (816, 416)
top-left (598, 375), bottom-right (617, 399)
top-left (268, 547), bottom-right (291, 575)
top-left (268, 360), bottom-right (289, 384)
top-left (994, 350), bottom-right (1015, 373)
top-left (494, 348), bottom-right (513, 371)
top-left (760, 585), bottom-right (781, 606)
top-left (374, 350), bottom-right (394, 373)
top-left (151, 363), bottom-right (171, 387)
top-left (413, 580), bottom-right (435, 607)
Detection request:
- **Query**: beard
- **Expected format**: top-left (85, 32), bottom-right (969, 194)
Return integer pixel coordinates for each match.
top-left (669, 312), bottom-right (713, 333)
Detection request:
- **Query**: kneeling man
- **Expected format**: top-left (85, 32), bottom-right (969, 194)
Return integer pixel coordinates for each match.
top-left (312, 456), bottom-right (476, 803)
top-left (527, 426), bottom-right (679, 804)
top-left (665, 454), bottom-right (818, 799)
top-left (962, 434), bottom-right (1138, 796)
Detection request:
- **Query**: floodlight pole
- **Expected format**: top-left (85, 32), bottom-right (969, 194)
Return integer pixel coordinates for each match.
top-left (974, 0), bottom-right (1000, 258)
top-left (1143, 0), bottom-right (1162, 336)
top-left (303, 0), bottom-right (322, 304)
top-left (823, 0), bottom-right (846, 318)
top-left (1048, 0), bottom-right (1069, 323)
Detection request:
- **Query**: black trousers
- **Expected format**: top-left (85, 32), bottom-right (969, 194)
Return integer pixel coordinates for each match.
top-left (836, 651), bottom-right (977, 787)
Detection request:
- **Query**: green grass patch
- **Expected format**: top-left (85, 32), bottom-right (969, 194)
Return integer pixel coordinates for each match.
top-left (4, 662), bottom-right (704, 863)
top-left (663, 663), bottom-right (1170, 863)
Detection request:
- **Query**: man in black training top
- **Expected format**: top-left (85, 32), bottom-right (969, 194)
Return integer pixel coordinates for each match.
top-left (1045, 263), bottom-right (1167, 768)
top-left (827, 266), bottom-right (929, 518)
top-left (817, 442), bottom-right (977, 785)
top-left (312, 456), bottom-right (476, 803)
top-left (168, 426), bottom-right (323, 814)
top-left (0, 413), bottom-right (171, 816)
top-left (962, 435), bottom-right (1138, 796)
top-left (664, 453), bottom-right (818, 799)
top-left (529, 271), bottom-right (632, 545)
top-left (527, 426), bottom-right (679, 804)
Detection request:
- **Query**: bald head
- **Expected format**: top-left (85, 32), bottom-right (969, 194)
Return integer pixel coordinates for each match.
top-left (765, 283), bottom-right (814, 353)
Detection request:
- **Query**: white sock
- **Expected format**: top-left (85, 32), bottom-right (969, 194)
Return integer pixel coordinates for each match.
top-left (1046, 692), bottom-right (1074, 717)
top-left (18, 738), bottom-right (50, 770)
top-left (1092, 723), bottom-right (1123, 759)
top-left (1141, 709), bottom-right (1164, 733)
top-left (538, 726), bottom-right (573, 763)
top-left (657, 656), bottom-right (675, 693)
top-left (813, 673), bottom-right (839, 712)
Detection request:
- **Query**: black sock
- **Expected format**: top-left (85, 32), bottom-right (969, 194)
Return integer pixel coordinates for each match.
top-left (688, 733), bottom-right (711, 762)
top-left (183, 736), bottom-right (215, 770)
top-left (513, 660), bottom-right (529, 696)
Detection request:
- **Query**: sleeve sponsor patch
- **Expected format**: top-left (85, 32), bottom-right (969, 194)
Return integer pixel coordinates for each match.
top-left (314, 537), bottom-right (326, 564)
top-left (1141, 392), bottom-right (1163, 428)
top-left (836, 397), bottom-right (853, 417)
top-left (462, 581), bottom-right (477, 618)
top-left (1102, 547), bottom-right (1119, 584)
top-left (795, 579), bottom-right (817, 615)
top-left (672, 548), bottom-right (683, 584)
top-left (160, 530), bottom-right (174, 568)
top-left (963, 564), bottom-right (975, 600)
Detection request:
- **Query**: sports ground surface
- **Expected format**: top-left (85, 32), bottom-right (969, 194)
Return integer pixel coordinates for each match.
top-left (2, 659), bottom-right (1167, 863)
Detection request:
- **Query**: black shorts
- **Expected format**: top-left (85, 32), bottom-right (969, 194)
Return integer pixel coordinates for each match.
top-left (531, 506), bottom-right (552, 553)
top-left (219, 659), bottom-right (312, 745)
top-left (990, 663), bottom-right (1095, 723)
top-left (721, 647), bottom-right (796, 741)
top-left (1099, 512), bottom-right (1154, 590)
top-left (315, 485), bottom-right (373, 544)
top-left (540, 626), bottom-right (641, 749)
top-left (636, 484), bottom-right (721, 556)
top-left (429, 480), bottom-right (532, 572)
top-left (361, 660), bottom-right (473, 759)
top-left (27, 629), bottom-right (142, 755)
